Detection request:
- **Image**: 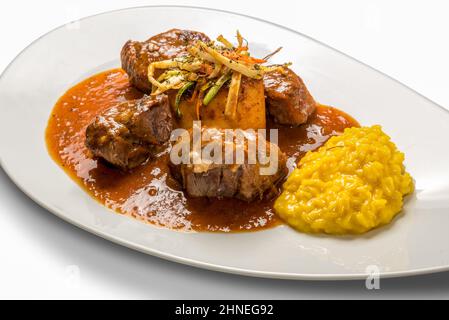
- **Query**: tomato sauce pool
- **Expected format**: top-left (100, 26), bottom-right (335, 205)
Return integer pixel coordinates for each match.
top-left (46, 68), bottom-right (359, 232)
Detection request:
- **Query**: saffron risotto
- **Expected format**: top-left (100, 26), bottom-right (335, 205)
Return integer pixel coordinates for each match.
top-left (274, 125), bottom-right (414, 235)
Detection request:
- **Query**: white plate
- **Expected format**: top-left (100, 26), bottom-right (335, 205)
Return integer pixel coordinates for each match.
top-left (1, 6), bottom-right (449, 280)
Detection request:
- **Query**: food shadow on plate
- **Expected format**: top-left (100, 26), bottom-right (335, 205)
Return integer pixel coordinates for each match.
top-left (2, 167), bottom-right (448, 299)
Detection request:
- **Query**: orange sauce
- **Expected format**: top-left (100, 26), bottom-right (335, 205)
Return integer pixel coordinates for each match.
top-left (46, 68), bottom-right (359, 232)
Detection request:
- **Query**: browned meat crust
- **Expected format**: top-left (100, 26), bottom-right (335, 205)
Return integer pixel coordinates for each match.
top-left (170, 128), bottom-right (288, 201)
top-left (121, 29), bottom-right (210, 93)
top-left (85, 94), bottom-right (173, 169)
top-left (263, 68), bottom-right (316, 126)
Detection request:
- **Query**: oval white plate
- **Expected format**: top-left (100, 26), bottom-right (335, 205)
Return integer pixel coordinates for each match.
top-left (1, 6), bottom-right (449, 280)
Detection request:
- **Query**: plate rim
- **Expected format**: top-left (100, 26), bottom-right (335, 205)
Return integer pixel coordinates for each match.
top-left (1, 4), bottom-right (449, 281)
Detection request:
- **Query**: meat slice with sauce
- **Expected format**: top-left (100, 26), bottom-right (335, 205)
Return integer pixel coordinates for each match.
top-left (170, 127), bottom-right (288, 201)
top-left (263, 68), bottom-right (316, 126)
top-left (85, 94), bottom-right (173, 169)
top-left (121, 29), bottom-right (210, 93)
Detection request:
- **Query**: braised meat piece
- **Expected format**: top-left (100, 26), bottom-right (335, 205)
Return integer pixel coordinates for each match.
top-left (263, 68), bottom-right (316, 126)
top-left (121, 29), bottom-right (210, 93)
top-left (170, 128), bottom-right (288, 201)
top-left (85, 94), bottom-right (173, 169)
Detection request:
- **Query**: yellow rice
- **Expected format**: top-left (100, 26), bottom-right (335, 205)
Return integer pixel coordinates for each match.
top-left (274, 125), bottom-right (414, 235)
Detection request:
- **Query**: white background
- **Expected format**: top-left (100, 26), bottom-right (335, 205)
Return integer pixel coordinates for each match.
top-left (1, 0), bottom-right (449, 299)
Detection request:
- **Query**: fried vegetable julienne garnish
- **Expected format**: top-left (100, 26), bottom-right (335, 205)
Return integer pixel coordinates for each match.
top-left (147, 31), bottom-right (291, 119)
